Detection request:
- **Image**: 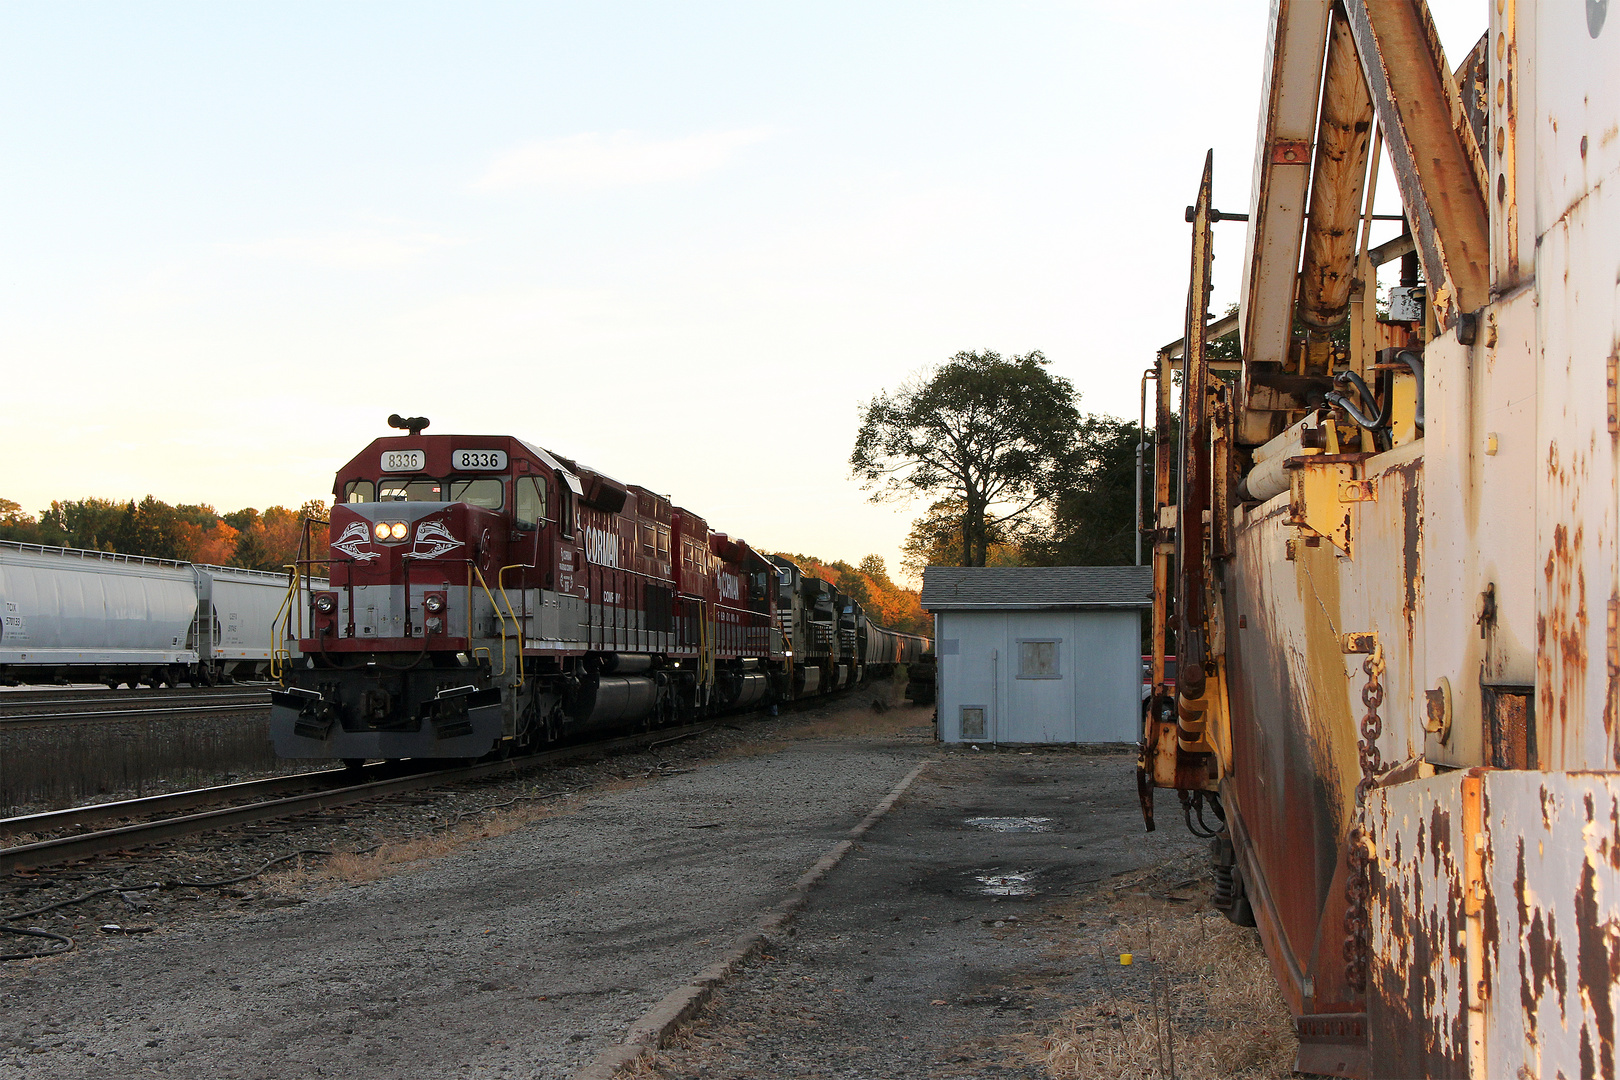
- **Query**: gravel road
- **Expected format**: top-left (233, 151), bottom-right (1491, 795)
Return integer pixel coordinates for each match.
top-left (628, 751), bottom-right (1202, 1079)
top-left (1, 704), bottom-right (932, 1079)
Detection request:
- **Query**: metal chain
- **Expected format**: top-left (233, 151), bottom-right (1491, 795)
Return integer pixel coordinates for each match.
top-left (1354, 644), bottom-right (1387, 807)
top-left (1342, 825), bottom-right (1370, 994)
top-left (1343, 642), bottom-right (1385, 996)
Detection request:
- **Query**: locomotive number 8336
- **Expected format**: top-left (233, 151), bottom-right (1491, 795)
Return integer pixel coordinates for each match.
top-left (268, 418), bottom-right (929, 763)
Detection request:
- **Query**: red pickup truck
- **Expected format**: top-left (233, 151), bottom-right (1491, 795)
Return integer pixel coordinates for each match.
top-left (1140, 654), bottom-right (1178, 702)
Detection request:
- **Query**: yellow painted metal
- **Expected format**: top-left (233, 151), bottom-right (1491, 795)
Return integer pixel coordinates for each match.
top-left (496, 564), bottom-right (527, 686)
top-left (269, 562), bottom-right (302, 683)
top-left (1287, 459), bottom-right (1362, 556)
top-left (472, 564), bottom-right (509, 677)
top-left (1387, 371), bottom-right (1419, 445)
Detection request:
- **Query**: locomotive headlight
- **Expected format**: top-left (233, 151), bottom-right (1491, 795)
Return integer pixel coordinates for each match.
top-left (389, 521), bottom-right (408, 541)
top-left (313, 593), bottom-right (337, 614)
top-left (374, 522), bottom-right (391, 540)
top-left (423, 594), bottom-right (445, 613)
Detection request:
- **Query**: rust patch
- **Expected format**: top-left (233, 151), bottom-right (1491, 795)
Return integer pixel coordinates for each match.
top-left (1483, 877), bottom-right (1499, 996)
top-left (1540, 503), bottom-right (1591, 764)
top-left (1609, 591), bottom-right (1620, 764)
top-left (1519, 840), bottom-right (1540, 1033)
top-left (1555, 910), bottom-right (1570, 1018)
top-left (1612, 800), bottom-right (1620, 871)
top-left (1401, 465), bottom-right (1422, 639)
top-left (1575, 860), bottom-right (1617, 1079)
top-left (1430, 803), bottom-right (1452, 877)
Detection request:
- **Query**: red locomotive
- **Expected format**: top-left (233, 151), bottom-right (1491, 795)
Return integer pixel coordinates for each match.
top-left (269, 418), bottom-right (928, 762)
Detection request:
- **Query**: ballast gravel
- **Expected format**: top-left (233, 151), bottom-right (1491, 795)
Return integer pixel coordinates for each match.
top-left (0, 703), bottom-right (933, 1078)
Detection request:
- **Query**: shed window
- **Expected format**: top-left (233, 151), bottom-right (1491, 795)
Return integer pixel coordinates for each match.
top-left (1018, 639), bottom-right (1061, 679)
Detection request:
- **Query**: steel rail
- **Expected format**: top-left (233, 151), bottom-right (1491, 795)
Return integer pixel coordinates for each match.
top-left (0, 720), bottom-right (720, 873)
top-left (0, 690), bottom-right (266, 710)
top-left (0, 702), bottom-right (268, 725)
top-left (0, 767), bottom-right (358, 839)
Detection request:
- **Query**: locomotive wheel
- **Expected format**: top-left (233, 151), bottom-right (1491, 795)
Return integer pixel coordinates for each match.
top-left (341, 758), bottom-right (366, 773)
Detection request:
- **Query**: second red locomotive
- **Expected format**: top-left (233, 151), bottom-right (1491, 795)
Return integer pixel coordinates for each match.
top-left (269, 420), bottom-right (927, 761)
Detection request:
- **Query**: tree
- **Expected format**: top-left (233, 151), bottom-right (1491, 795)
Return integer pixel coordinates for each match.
top-left (1024, 416), bottom-right (1144, 566)
top-left (851, 350), bottom-right (1080, 567)
top-left (0, 499), bottom-right (39, 543)
top-left (899, 500), bottom-right (1027, 579)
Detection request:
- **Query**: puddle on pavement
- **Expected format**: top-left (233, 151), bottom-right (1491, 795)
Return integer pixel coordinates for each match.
top-left (963, 816), bottom-right (1054, 833)
top-left (974, 870), bottom-right (1040, 896)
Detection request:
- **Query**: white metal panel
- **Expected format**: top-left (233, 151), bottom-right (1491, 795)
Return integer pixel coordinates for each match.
top-left (1479, 772), bottom-right (1620, 1080)
top-left (1531, 3), bottom-right (1618, 235)
top-left (0, 547), bottom-right (197, 665)
top-left (1533, 106), bottom-right (1620, 771)
top-left (203, 567), bottom-right (295, 661)
top-left (1422, 293), bottom-right (1540, 766)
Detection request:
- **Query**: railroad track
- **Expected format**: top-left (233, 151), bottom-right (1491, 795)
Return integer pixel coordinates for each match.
top-left (0, 687), bottom-right (267, 725)
top-left (0, 719), bottom-right (722, 874)
top-left (0, 683), bottom-right (270, 706)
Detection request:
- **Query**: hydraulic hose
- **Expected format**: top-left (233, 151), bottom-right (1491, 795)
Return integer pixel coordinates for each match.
top-left (1327, 370), bottom-right (1389, 431)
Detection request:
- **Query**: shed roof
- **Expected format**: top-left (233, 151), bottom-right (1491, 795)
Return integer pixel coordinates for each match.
top-left (920, 565), bottom-right (1153, 611)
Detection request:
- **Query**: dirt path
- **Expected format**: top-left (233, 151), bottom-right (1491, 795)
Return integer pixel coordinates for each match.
top-left (626, 753), bottom-right (1302, 1080)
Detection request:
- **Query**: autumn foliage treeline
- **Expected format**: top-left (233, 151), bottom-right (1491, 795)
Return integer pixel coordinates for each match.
top-left (768, 552), bottom-right (929, 637)
top-left (0, 496), bottom-right (331, 573)
top-left (0, 497), bottom-right (929, 635)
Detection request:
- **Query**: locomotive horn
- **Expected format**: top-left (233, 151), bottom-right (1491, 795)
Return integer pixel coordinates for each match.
top-left (388, 414), bottom-right (431, 436)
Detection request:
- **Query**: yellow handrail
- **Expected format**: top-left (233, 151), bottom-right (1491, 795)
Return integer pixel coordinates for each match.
top-left (270, 562), bottom-right (302, 683)
top-left (496, 564), bottom-right (528, 687)
top-left (697, 598), bottom-right (713, 691)
top-left (472, 564), bottom-right (510, 677)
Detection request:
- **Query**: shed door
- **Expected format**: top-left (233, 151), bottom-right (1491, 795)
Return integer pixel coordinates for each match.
top-left (1002, 613), bottom-right (1075, 743)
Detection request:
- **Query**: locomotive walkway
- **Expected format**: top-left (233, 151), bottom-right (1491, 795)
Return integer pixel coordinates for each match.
top-left (0, 704), bottom-right (1207, 1080)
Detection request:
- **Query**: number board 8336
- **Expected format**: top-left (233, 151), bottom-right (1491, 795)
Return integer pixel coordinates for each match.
top-left (452, 449), bottom-right (508, 471)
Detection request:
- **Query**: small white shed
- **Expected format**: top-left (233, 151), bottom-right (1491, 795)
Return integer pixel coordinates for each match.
top-left (920, 565), bottom-right (1153, 745)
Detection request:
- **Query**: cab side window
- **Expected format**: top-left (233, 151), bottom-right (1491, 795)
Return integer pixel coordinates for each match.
top-left (515, 477), bottom-right (547, 529)
top-left (557, 478), bottom-right (574, 537)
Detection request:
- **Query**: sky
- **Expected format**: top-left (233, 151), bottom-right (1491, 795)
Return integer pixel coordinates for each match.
top-left (1, 1), bottom-right (1486, 584)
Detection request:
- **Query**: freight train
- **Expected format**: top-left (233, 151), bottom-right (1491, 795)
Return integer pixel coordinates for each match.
top-left (1138, 2), bottom-right (1619, 1077)
top-left (0, 541), bottom-right (317, 687)
top-left (268, 425), bottom-right (928, 762)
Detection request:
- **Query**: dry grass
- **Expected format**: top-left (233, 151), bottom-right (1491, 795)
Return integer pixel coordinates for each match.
top-left (782, 700), bottom-right (929, 742)
top-left (1034, 857), bottom-right (1298, 1080)
top-left (263, 791), bottom-right (567, 892)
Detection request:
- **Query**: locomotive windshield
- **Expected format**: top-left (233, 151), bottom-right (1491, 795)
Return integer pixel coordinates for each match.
top-left (379, 478), bottom-right (445, 502)
top-left (371, 476), bottom-right (505, 508)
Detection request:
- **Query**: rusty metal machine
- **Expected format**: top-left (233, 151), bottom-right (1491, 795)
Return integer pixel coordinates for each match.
top-left (1138, 2), bottom-right (1619, 1075)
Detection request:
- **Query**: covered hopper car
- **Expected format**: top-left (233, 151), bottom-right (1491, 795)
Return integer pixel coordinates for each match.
top-left (0, 540), bottom-right (321, 687)
top-left (269, 425), bottom-right (928, 762)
